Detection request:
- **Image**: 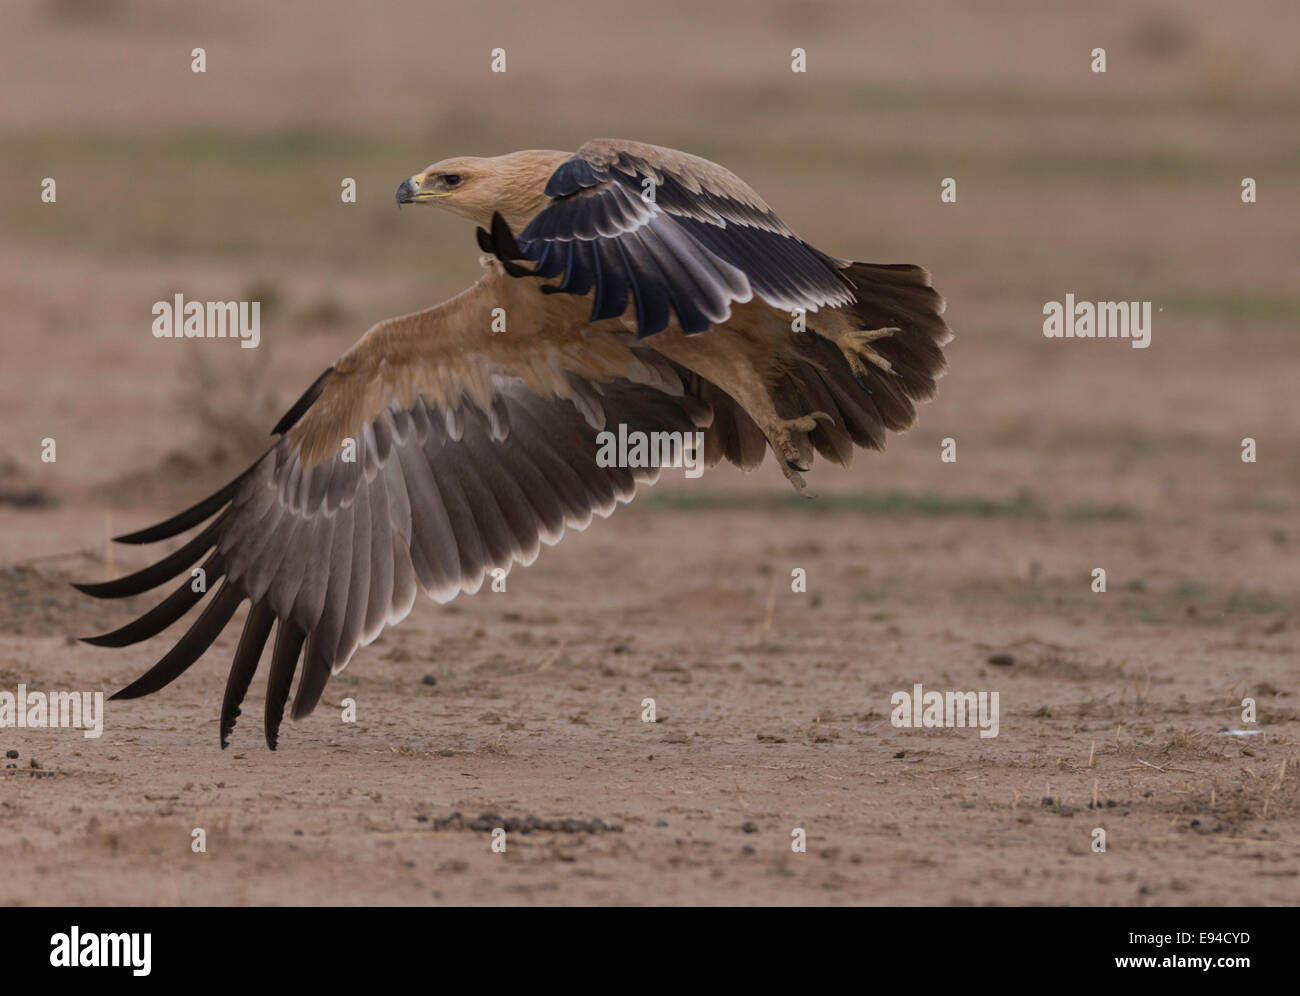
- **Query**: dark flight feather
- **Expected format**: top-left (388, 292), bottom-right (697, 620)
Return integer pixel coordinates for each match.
top-left (491, 140), bottom-right (856, 336)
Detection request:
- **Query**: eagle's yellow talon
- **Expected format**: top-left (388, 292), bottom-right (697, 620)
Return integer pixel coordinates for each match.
top-left (764, 412), bottom-right (833, 490)
top-left (838, 327), bottom-right (898, 377)
top-left (785, 410), bottom-right (833, 434)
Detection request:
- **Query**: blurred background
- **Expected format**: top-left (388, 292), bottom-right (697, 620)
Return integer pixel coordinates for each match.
top-left (1, 0), bottom-right (1298, 606)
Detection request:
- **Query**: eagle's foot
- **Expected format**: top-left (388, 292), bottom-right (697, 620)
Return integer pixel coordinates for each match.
top-left (766, 412), bottom-right (832, 491)
top-left (838, 327), bottom-right (899, 381)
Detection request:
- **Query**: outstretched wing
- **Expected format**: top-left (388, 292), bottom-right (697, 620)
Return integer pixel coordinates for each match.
top-left (78, 275), bottom-right (715, 750)
top-left (493, 138), bottom-right (855, 337)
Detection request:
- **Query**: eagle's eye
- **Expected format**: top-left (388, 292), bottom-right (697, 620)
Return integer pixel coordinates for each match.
top-left (442, 174), bottom-right (462, 188)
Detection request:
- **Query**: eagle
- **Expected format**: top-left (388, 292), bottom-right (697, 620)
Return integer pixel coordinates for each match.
top-left (79, 139), bottom-right (952, 749)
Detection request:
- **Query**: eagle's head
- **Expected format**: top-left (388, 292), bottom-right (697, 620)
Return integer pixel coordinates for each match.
top-left (396, 150), bottom-right (569, 231)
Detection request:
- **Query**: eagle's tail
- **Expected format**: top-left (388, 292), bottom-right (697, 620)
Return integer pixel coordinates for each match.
top-left (760, 261), bottom-right (952, 471)
top-left (838, 261), bottom-right (952, 403)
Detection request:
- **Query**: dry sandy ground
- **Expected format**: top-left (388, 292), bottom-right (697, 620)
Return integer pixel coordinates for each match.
top-left (0, 0), bottom-right (1297, 905)
top-left (2, 320), bottom-right (1295, 906)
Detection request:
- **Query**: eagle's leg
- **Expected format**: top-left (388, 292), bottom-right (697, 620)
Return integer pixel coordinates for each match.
top-left (836, 327), bottom-right (899, 384)
top-left (638, 317), bottom-right (833, 491)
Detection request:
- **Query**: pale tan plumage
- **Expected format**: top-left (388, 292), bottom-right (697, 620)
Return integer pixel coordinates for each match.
top-left (81, 139), bottom-right (952, 749)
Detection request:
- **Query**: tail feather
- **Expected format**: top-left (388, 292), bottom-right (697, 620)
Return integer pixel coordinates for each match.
top-left (766, 260), bottom-right (952, 470)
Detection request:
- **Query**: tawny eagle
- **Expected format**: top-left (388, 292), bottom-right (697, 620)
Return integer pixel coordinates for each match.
top-left (80, 139), bottom-right (952, 749)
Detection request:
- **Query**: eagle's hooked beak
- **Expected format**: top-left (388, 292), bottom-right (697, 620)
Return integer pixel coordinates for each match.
top-left (398, 170), bottom-right (459, 206)
top-left (395, 175), bottom-right (422, 206)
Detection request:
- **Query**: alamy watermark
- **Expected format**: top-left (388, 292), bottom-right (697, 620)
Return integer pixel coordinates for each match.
top-left (595, 424), bottom-right (704, 479)
top-left (890, 683), bottom-right (999, 738)
top-left (152, 294), bottom-right (260, 348)
top-left (50, 927), bottom-right (150, 976)
top-left (0, 685), bottom-right (104, 738)
top-left (1043, 294), bottom-right (1151, 349)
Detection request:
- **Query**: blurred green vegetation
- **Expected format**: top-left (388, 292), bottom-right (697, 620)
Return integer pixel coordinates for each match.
top-left (644, 487), bottom-right (1144, 522)
top-left (646, 487), bottom-right (1044, 517)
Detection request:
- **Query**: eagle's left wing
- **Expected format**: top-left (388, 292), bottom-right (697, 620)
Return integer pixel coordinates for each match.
top-left (77, 271), bottom-right (717, 749)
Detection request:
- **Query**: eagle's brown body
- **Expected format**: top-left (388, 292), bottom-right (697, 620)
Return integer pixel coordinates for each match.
top-left (81, 139), bottom-right (953, 748)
